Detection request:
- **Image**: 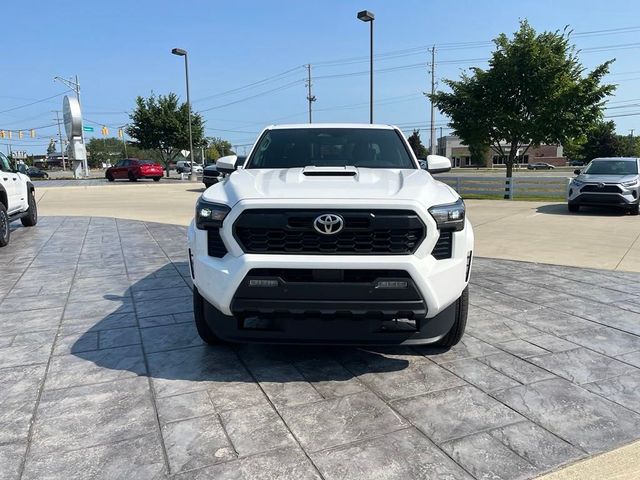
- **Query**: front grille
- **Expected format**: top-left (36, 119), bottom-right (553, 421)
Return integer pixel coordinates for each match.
top-left (432, 231), bottom-right (453, 259)
top-left (234, 209), bottom-right (425, 255)
top-left (580, 184), bottom-right (622, 193)
top-left (207, 229), bottom-right (228, 257)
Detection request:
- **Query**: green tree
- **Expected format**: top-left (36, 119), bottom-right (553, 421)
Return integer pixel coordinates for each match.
top-left (126, 93), bottom-right (205, 176)
top-left (205, 137), bottom-right (234, 163)
top-left (468, 143), bottom-right (489, 167)
top-left (407, 130), bottom-right (429, 158)
top-left (47, 138), bottom-right (57, 155)
top-left (580, 121), bottom-right (619, 161)
top-left (617, 134), bottom-right (640, 158)
top-left (431, 20), bottom-right (615, 180)
top-left (86, 137), bottom-right (126, 168)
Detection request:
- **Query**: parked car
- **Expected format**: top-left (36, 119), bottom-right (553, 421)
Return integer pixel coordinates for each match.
top-left (567, 157), bottom-right (639, 215)
top-left (25, 167), bottom-right (49, 179)
top-left (188, 124), bottom-right (473, 347)
top-left (203, 156), bottom-right (245, 188)
top-left (176, 161), bottom-right (203, 175)
top-left (0, 152), bottom-right (37, 247)
top-left (105, 159), bottom-right (163, 182)
top-left (527, 162), bottom-right (555, 170)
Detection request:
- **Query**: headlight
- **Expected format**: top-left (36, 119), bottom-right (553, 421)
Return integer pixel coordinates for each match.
top-left (622, 179), bottom-right (639, 187)
top-left (195, 198), bottom-right (230, 230)
top-left (572, 179), bottom-right (584, 187)
top-left (429, 198), bottom-right (465, 231)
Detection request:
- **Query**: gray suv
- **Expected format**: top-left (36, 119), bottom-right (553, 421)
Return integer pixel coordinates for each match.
top-left (568, 157), bottom-right (639, 215)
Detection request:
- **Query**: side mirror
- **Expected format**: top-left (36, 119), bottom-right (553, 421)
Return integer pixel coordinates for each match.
top-left (426, 154), bottom-right (451, 174)
top-left (216, 155), bottom-right (239, 175)
top-left (574, 169), bottom-right (581, 175)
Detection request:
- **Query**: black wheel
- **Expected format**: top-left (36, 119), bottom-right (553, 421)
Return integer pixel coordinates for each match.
top-left (128, 171), bottom-right (138, 182)
top-left (106, 173), bottom-right (114, 182)
top-left (435, 287), bottom-right (468, 348)
top-left (193, 287), bottom-right (225, 345)
top-left (629, 204), bottom-right (639, 216)
top-left (568, 203), bottom-right (580, 213)
top-left (0, 203), bottom-right (9, 247)
top-left (21, 189), bottom-right (37, 227)
top-left (153, 177), bottom-right (161, 182)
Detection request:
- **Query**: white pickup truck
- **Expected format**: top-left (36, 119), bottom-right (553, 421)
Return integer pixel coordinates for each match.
top-left (0, 152), bottom-right (38, 247)
top-left (187, 124), bottom-right (474, 347)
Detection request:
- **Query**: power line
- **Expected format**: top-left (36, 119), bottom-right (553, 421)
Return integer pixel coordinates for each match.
top-left (0, 91), bottom-right (70, 115)
top-left (193, 66), bottom-right (304, 104)
top-left (198, 80), bottom-right (304, 112)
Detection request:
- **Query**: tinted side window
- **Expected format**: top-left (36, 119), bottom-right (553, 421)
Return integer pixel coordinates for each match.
top-left (0, 152), bottom-right (11, 172)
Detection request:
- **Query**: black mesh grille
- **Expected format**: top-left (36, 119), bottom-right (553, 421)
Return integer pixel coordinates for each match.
top-left (580, 184), bottom-right (622, 193)
top-left (432, 231), bottom-right (453, 259)
top-left (234, 209), bottom-right (425, 255)
top-left (207, 229), bottom-right (228, 257)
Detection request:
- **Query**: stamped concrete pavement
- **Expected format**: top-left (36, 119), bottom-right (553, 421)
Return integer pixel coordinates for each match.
top-left (2, 216), bottom-right (640, 479)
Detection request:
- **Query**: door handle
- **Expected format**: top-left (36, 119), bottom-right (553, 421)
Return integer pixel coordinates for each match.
top-left (12, 177), bottom-right (17, 181)
top-left (2, 177), bottom-right (7, 181)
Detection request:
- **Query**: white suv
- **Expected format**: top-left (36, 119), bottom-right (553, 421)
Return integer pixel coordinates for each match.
top-left (0, 152), bottom-right (37, 247)
top-left (187, 124), bottom-right (473, 346)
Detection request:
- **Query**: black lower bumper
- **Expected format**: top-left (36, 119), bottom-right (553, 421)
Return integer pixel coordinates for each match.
top-left (572, 193), bottom-right (638, 207)
top-left (204, 268), bottom-right (457, 345)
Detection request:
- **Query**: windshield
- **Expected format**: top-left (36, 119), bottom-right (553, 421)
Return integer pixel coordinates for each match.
top-left (246, 128), bottom-right (416, 169)
top-left (584, 160), bottom-right (638, 175)
top-left (138, 160), bottom-right (156, 165)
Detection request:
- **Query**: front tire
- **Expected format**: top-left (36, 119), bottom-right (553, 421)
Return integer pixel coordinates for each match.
top-left (21, 190), bottom-right (37, 227)
top-left (568, 203), bottom-right (580, 213)
top-left (434, 287), bottom-right (468, 348)
top-left (193, 287), bottom-right (224, 345)
top-left (0, 203), bottom-right (9, 247)
top-left (106, 173), bottom-right (114, 182)
top-left (153, 177), bottom-right (161, 182)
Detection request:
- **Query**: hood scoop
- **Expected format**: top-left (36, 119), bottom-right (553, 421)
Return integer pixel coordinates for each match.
top-left (302, 166), bottom-right (357, 177)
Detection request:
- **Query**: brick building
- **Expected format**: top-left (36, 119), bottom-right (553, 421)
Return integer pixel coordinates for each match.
top-left (437, 135), bottom-right (567, 168)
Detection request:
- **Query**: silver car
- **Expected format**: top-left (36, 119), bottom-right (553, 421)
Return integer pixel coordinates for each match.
top-left (567, 157), bottom-right (639, 215)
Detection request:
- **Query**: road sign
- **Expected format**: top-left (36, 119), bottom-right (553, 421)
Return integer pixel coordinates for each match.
top-left (83, 125), bottom-right (94, 132)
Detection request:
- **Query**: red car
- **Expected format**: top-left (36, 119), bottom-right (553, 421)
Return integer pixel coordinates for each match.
top-left (106, 159), bottom-right (163, 182)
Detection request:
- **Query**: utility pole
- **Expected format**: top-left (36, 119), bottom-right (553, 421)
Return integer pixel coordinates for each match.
top-left (630, 129), bottom-right (635, 137)
top-left (53, 110), bottom-right (66, 170)
top-left (429, 46), bottom-right (436, 155)
top-left (439, 126), bottom-right (443, 155)
top-left (306, 64), bottom-right (316, 123)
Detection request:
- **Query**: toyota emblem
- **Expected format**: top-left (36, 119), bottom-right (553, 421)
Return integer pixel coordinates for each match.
top-left (597, 183), bottom-right (605, 189)
top-left (313, 214), bottom-right (344, 235)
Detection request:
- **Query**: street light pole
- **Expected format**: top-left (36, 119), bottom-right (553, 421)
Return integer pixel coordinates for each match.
top-left (171, 48), bottom-right (195, 181)
top-left (357, 10), bottom-right (375, 124)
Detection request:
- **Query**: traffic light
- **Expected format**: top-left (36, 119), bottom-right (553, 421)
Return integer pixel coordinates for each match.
top-left (118, 128), bottom-right (123, 138)
top-left (18, 130), bottom-right (23, 139)
top-left (0, 130), bottom-right (5, 139)
top-left (30, 129), bottom-right (36, 138)
top-left (7, 131), bottom-right (11, 139)
top-left (101, 126), bottom-right (109, 136)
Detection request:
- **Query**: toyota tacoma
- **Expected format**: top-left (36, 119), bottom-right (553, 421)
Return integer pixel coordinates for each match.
top-left (187, 124), bottom-right (473, 346)
top-left (0, 152), bottom-right (38, 247)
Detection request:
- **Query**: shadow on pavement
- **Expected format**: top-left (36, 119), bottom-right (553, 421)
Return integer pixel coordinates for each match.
top-left (536, 203), bottom-right (629, 216)
top-left (71, 262), bottom-right (423, 384)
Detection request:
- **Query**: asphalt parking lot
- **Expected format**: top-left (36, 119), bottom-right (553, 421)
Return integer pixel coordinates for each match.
top-left (3, 216), bottom-right (640, 479)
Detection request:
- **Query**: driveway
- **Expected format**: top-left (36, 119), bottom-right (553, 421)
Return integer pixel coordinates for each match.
top-left (2, 217), bottom-right (640, 479)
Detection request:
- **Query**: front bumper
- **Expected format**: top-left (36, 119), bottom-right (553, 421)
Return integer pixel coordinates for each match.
top-left (188, 199), bottom-right (474, 344)
top-left (568, 183), bottom-right (639, 207)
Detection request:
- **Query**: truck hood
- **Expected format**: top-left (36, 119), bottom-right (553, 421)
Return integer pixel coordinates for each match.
top-left (202, 167), bottom-right (458, 206)
top-left (575, 173), bottom-right (638, 184)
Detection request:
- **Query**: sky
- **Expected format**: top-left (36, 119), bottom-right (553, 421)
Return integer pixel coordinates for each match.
top-left (2, 0), bottom-right (639, 155)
